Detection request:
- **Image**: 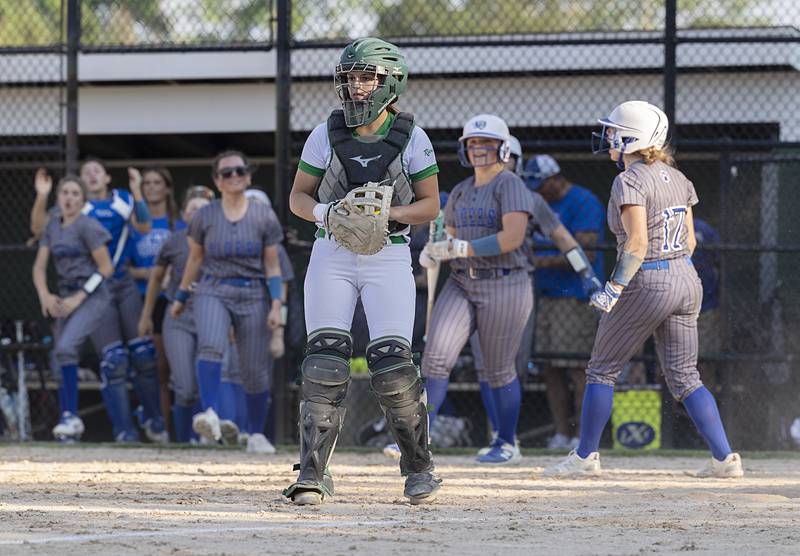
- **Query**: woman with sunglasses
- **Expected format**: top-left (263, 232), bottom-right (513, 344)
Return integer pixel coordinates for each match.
top-left (285, 37), bottom-right (441, 506)
top-left (171, 152), bottom-right (283, 444)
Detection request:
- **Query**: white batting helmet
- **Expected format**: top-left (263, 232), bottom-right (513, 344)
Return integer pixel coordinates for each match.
top-left (593, 100), bottom-right (669, 156)
top-left (508, 135), bottom-right (523, 175)
top-left (458, 114), bottom-right (512, 167)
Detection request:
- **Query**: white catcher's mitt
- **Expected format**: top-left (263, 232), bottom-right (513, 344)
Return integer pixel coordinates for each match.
top-left (325, 183), bottom-right (393, 256)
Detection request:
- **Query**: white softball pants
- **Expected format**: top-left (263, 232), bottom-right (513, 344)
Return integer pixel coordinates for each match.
top-left (304, 236), bottom-right (415, 342)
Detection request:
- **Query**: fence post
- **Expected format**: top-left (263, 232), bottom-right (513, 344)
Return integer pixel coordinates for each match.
top-left (65, 0), bottom-right (80, 175)
top-left (274, 0), bottom-right (292, 444)
top-left (664, 0), bottom-right (677, 136)
top-left (274, 0), bottom-right (291, 225)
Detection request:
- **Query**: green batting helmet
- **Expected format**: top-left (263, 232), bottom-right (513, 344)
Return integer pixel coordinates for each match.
top-left (334, 37), bottom-right (408, 127)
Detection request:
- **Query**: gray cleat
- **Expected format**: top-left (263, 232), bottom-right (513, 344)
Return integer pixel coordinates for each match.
top-left (403, 472), bottom-right (441, 505)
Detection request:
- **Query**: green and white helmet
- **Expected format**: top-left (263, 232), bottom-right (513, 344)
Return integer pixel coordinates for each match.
top-left (334, 37), bottom-right (408, 128)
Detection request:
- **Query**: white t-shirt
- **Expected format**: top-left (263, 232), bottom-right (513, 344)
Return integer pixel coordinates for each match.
top-left (299, 114), bottom-right (438, 182)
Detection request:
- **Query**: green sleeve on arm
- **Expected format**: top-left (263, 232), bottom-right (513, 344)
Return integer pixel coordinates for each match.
top-left (298, 160), bottom-right (325, 177)
top-left (410, 164), bottom-right (439, 183)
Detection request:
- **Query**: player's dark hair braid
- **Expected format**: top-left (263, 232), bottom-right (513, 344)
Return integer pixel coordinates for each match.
top-left (142, 166), bottom-right (179, 230)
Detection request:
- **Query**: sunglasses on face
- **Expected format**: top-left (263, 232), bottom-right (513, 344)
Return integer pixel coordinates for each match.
top-left (217, 165), bottom-right (250, 179)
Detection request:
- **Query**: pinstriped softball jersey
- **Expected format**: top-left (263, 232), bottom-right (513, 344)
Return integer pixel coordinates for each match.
top-left (608, 160), bottom-right (698, 261)
top-left (156, 230), bottom-right (244, 405)
top-left (188, 199), bottom-right (283, 394)
top-left (588, 160), bottom-right (704, 400)
top-left (423, 171), bottom-right (559, 387)
top-left (157, 229), bottom-right (199, 405)
top-left (41, 214), bottom-right (113, 365)
top-left (189, 200), bottom-right (283, 283)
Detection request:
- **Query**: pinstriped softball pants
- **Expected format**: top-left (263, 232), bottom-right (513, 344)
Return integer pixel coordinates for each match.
top-left (422, 271), bottom-right (533, 388)
top-left (587, 257), bottom-right (704, 401)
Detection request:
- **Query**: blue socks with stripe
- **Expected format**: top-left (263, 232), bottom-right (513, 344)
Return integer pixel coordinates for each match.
top-left (491, 377), bottom-right (521, 445)
top-left (682, 386), bottom-right (732, 461)
top-left (246, 390), bottom-right (271, 436)
top-left (576, 383), bottom-right (614, 458)
top-left (59, 364), bottom-right (79, 415)
top-left (423, 377), bottom-right (449, 427)
top-left (196, 359), bottom-right (222, 412)
top-left (479, 381), bottom-right (499, 435)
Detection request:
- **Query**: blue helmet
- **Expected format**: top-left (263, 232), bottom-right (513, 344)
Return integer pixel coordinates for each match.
top-left (523, 154), bottom-right (560, 191)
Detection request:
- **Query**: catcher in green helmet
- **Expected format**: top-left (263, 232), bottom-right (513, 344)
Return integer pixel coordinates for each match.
top-left (334, 37), bottom-right (408, 127)
top-left (285, 37), bottom-right (442, 507)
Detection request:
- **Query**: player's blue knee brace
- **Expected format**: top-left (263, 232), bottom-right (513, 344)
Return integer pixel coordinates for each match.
top-left (128, 338), bottom-right (161, 422)
top-left (100, 344), bottom-right (136, 438)
top-left (367, 336), bottom-right (432, 475)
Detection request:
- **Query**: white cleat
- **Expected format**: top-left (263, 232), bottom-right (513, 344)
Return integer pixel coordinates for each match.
top-left (52, 412), bottom-right (85, 441)
top-left (690, 453), bottom-right (744, 478)
top-left (219, 420), bottom-right (240, 447)
top-left (382, 442), bottom-right (401, 460)
top-left (547, 433), bottom-right (573, 450)
top-left (477, 432), bottom-right (499, 456)
top-left (192, 407), bottom-right (221, 442)
top-left (541, 450), bottom-right (601, 477)
top-left (246, 432), bottom-right (276, 454)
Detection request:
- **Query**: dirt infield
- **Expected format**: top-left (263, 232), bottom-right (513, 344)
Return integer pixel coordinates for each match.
top-left (0, 445), bottom-right (798, 555)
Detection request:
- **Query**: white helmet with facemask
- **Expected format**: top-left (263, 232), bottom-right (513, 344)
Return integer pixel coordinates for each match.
top-left (458, 114), bottom-right (512, 168)
top-left (592, 101), bottom-right (669, 158)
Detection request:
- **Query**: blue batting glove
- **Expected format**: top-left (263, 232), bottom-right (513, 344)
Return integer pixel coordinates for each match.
top-left (580, 272), bottom-right (603, 298)
top-left (590, 281), bottom-right (622, 313)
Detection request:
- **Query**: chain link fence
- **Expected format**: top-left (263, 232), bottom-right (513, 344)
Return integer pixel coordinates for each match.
top-left (0, 1), bottom-right (798, 449)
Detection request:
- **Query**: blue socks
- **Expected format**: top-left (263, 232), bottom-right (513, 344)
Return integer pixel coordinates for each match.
top-left (683, 386), bottom-right (732, 461)
top-left (219, 381), bottom-right (239, 422)
top-left (172, 404), bottom-right (194, 443)
top-left (479, 380), bottom-right (499, 435)
top-left (491, 377), bottom-right (521, 445)
top-left (196, 359), bottom-right (222, 412)
top-left (60, 364), bottom-right (79, 415)
top-left (246, 390), bottom-right (271, 436)
top-left (576, 384), bottom-right (614, 458)
top-left (423, 377), bottom-right (449, 427)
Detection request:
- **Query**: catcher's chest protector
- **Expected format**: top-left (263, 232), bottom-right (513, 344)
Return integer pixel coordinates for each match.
top-left (317, 110), bottom-right (415, 209)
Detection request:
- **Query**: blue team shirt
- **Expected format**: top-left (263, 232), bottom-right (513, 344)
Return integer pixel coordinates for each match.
top-left (129, 216), bottom-right (186, 295)
top-left (533, 185), bottom-right (605, 300)
top-left (76, 188), bottom-right (135, 279)
top-left (691, 218), bottom-right (720, 312)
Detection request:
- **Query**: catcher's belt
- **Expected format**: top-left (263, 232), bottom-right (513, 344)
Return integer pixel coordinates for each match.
top-left (315, 228), bottom-right (408, 245)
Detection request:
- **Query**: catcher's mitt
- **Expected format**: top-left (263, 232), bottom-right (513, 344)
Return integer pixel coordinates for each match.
top-left (325, 183), bottom-right (393, 256)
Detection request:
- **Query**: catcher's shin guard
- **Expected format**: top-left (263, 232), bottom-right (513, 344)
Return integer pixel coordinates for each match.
top-left (283, 329), bottom-right (352, 504)
top-left (367, 336), bottom-right (434, 476)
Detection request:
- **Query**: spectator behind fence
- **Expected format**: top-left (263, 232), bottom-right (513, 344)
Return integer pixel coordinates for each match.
top-left (526, 154), bottom-right (605, 451)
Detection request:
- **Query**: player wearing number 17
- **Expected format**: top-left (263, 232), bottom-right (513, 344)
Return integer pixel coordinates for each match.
top-left (543, 101), bottom-right (743, 478)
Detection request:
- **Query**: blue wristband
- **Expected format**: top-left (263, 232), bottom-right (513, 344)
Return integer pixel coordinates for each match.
top-left (134, 200), bottom-right (151, 223)
top-left (174, 289), bottom-right (190, 303)
top-left (267, 276), bottom-right (283, 302)
top-left (470, 234), bottom-right (502, 257)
